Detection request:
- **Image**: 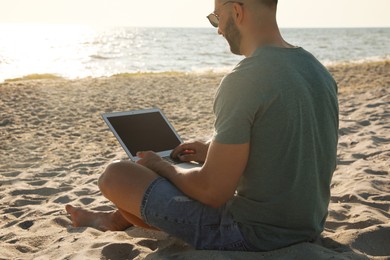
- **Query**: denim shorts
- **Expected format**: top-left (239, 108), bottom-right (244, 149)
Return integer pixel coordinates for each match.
top-left (140, 177), bottom-right (257, 251)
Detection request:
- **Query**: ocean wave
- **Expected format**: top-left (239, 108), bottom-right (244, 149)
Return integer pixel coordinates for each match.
top-left (322, 55), bottom-right (390, 67)
top-left (0, 57), bottom-right (10, 65)
top-left (89, 54), bottom-right (112, 60)
top-left (190, 65), bottom-right (234, 74)
top-left (2, 58), bottom-right (389, 84)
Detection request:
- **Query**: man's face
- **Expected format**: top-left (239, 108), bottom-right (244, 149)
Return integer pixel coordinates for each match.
top-left (223, 15), bottom-right (242, 55)
top-left (214, 1), bottom-right (243, 55)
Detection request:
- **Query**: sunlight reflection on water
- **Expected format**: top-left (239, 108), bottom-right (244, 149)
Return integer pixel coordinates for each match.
top-left (0, 24), bottom-right (389, 82)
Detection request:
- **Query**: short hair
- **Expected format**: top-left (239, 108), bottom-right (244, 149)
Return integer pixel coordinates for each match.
top-left (258, 0), bottom-right (278, 7)
top-left (222, 0), bottom-right (277, 5)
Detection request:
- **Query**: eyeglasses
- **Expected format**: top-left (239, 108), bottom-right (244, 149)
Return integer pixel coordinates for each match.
top-left (206, 1), bottom-right (244, 28)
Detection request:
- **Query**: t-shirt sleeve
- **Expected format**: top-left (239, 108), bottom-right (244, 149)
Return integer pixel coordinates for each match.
top-left (213, 73), bottom-right (257, 144)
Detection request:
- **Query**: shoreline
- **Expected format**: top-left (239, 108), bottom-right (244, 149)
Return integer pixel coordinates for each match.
top-left (1, 59), bottom-right (389, 84)
top-left (0, 60), bottom-right (389, 259)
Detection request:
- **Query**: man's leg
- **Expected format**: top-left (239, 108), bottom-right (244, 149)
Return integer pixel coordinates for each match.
top-left (65, 205), bottom-right (134, 231)
top-left (66, 161), bottom-right (159, 231)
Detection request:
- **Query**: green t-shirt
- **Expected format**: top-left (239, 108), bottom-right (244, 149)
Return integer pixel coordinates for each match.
top-left (213, 47), bottom-right (339, 251)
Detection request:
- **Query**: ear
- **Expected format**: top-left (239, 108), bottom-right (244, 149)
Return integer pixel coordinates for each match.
top-left (232, 3), bottom-right (245, 25)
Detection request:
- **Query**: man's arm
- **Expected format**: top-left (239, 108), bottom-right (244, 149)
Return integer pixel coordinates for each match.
top-left (137, 140), bottom-right (249, 208)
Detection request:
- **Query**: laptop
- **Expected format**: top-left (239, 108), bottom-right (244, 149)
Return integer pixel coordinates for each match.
top-left (102, 108), bottom-right (200, 169)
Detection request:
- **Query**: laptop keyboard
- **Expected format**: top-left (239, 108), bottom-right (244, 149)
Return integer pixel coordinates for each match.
top-left (162, 156), bottom-right (182, 165)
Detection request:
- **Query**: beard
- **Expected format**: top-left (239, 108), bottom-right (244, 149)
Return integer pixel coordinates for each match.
top-left (224, 16), bottom-right (242, 55)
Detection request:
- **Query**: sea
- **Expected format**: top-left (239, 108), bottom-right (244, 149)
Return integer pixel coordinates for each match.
top-left (0, 24), bottom-right (389, 82)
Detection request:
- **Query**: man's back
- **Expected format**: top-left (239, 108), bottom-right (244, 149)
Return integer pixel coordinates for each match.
top-left (213, 46), bottom-right (339, 250)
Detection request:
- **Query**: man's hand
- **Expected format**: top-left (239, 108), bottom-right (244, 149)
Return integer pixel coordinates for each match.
top-left (171, 141), bottom-right (210, 163)
top-left (136, 151), bottom-right (176, 178)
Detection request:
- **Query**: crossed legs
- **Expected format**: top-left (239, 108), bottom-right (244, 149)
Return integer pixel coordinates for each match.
top-left (66, 161), bottom-right (159, 231)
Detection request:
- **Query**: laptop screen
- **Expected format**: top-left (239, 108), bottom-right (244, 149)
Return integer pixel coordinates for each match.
top-left (105, 111), bottom-right (181, 156)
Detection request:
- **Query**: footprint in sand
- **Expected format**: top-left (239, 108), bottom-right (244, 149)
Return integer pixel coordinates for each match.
top-left (11, 187), bottom-right (70, 197)
top-left (137, 239), bottom-right (159, 251)
top-left (79, 197), bottom-right (95, 205)
top-left (364, 169), bottom-right (388, 176)
top-left (101, 243), bottom-right (139, 259)
top-left (18, 220), bottom-right (34, 230)
top-left (53, 195), bottom-right (72, 204)
top-left (0, 170), bottom-right (21, 177)
top-left (357, 120), bottom-right (371, 126)
top-left (352, 225), bottom-right (390, 257)
top-left (2, 207), bottom-right (27, 218)
top-left (28, 180), bottom-right (48, 186)
top-left (11, 198), bottom-right (47, 207)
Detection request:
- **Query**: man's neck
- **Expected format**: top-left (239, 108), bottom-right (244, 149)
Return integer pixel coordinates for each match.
top-left (241, 24), bottom-right (294, 57)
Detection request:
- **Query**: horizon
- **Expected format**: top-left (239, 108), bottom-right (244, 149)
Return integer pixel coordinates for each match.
top-left (1, 23), bottom-right (389, 29)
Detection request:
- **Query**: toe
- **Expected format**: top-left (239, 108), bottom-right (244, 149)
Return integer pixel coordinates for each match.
top-left (65, 204), bottom-right (75, 214)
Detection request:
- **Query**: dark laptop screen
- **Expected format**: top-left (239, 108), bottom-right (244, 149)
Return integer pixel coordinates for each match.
top-left (106, 111), bottom-right (181, 155)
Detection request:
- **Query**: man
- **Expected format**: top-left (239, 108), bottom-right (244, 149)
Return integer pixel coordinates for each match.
top-left (66, 0), bottom-right (338, 251)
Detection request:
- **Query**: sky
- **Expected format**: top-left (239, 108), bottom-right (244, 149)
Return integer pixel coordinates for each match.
top-left (0, 0), bottom-right (389, 28)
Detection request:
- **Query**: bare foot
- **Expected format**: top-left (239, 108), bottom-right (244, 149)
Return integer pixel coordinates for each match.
top-left (65, 205), bottom-right (132, 231)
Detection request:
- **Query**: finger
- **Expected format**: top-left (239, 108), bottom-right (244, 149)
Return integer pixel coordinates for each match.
top-left (136, 158), bottom-right (144, 165)
top-left (137, 151), bottom-right (157, 161)
top-left (137, 151), bottom-right (144, 158)
top-left (171, 143), bottom-right (192, 158)
top-left (178, 153), bottom-right (198, 162)
top-left (179, 150), bottom-right (196, 156)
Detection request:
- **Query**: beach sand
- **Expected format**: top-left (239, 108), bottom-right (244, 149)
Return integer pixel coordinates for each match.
top-left (0, 61), bottom-right (389, 259)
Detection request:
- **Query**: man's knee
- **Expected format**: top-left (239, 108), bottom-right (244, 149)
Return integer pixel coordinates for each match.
top-left (98, 161), bottom-right (133, 195)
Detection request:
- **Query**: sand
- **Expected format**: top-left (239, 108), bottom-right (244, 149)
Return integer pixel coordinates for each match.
top-left (0, 61), bottom-right (389, 259)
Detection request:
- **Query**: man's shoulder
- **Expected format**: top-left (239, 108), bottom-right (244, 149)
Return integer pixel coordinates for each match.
top-left (221, 48), bottom-right (299, 87)
top-left (230, 47), bottom-right (332, 84)
top-left (228, 47), bottom-right (313, 76)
